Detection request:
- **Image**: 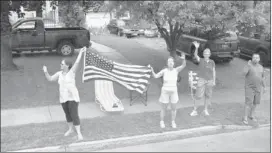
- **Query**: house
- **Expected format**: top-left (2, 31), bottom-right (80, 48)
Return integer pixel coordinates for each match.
top-left (85, 6), bottom-right (130, 28)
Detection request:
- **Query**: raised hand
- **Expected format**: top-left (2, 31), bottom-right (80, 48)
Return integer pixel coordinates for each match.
top-left (248, 60), bottom-right (252, 66)
top-left (150, 66), bottom-right (154, 73)
top-left (192, 41), bottom-right (200, 48)
top-left (43, 65), bottom-right (47, 73)
top-left (180, 52), bottom-right (186, 60)
top-left (80, 46), bottom-right (87, 53)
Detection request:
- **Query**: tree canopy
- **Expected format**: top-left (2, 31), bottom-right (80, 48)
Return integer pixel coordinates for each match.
top-left (105, 1), bottom-right (270, 57)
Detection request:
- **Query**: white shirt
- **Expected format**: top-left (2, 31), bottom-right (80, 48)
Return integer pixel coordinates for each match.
top-left (158, 68), bottom-right (178, 90)
top-left (51, 70), bottom-right (80, 103)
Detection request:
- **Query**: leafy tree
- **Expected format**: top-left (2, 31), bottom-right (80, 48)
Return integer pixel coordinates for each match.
top-left (22, 1), bottom-right (45, 17)
top-left (105, 1), bottom-right (270, 58)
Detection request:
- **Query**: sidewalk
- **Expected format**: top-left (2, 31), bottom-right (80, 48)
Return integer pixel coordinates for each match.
top-left (1, 42), bottom-right (271, 127)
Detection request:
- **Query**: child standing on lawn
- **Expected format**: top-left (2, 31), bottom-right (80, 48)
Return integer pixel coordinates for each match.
top-left (42, 46), bottom-right (87, 141)
top-left (150, 53), bottom-right (186, 129)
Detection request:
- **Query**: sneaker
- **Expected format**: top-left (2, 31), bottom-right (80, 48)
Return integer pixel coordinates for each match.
top-left (243, 118), bottom-right (248, 125)
top-left (171, 121), bottom-right (177, 128)
top-left (248, 116), bottom-right (258, 122)
top-left (190, 110), bottom-right (198, 116)
top-left (160, 121), bottom-right (165, 128)
top-left (64, 129), bottom-right (74, 137)
top-left (203, 110), bottom-right (210, 116)
top-left (77, 133), bottom-right (83, 141)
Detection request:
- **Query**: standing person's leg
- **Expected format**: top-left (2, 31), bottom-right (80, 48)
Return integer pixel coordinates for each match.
top-left (190, 79), bottom-right (204, 116)
top-left (244, 88), bottom-right (254, 124)
top-left (61, 102), bottom-right (74, 136)
top-left (170, 90), bottom-right (179, 128)
top-left (249, 91), bottom-right (261, 122)
top-left (159, 89), bottom-right (169, 128)
top-left (160, 103), bottom-right (168, 128)
top-left (203, 83), bottom-right (213, 116)
top-left (68, 101), bottom-right (83, 140)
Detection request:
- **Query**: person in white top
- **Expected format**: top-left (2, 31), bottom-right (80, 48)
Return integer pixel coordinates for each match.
top-left (150, 53), bottom-right (186, 129)
top-left (43, 46), bottom-right (87, 141)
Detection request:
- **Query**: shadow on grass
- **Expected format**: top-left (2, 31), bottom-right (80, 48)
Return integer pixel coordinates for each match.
top-left (1, 102), bottom-right (270, 152)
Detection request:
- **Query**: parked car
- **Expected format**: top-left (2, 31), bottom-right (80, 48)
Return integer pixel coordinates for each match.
top-left (144, 27), bottom-right (159, 38)
top-left (107, 19), bottom-right (144, 38)
top-left (238, 32), bottom-right (271, 66)
top-left (176, 28), bottom-right (240, 63)
top-left (144, 25), bottom-right (170, 38)
top-left (11, 17), bottom-right (91, 56)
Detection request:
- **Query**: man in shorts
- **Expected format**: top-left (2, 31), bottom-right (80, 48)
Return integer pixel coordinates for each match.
top-left (190, 41), bottom-right (216, 116)
top-left (243, 53), bottom-right (266, 124)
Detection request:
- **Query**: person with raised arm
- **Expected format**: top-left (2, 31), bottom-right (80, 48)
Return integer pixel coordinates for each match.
top-left (43, 46), bottom-right (87, 141)
top-left (150, 53), bottom-right (186, 129)
top-left (190, 41), bottom-right (216, 116)
top-left (242, 53), bottom-right (266, 125)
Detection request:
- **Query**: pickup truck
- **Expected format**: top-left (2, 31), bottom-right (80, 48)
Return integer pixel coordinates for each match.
top-left (176, 28), bottom-right (240, 63)
top-left (11, 17), bottom-right (91, 56)
top-left (238, 33), bottom-right (271, 66)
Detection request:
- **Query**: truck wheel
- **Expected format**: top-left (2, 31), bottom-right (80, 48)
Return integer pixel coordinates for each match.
top-left (258, 50), bottom-right (268, 66)
top-left (224, 58), bottom-right (232, 63)
top-left (57, 41), bottom-right (74, 56)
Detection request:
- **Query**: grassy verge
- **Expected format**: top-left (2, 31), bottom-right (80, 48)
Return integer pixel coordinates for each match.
top-left (1, 102), bottom-right (270, 152)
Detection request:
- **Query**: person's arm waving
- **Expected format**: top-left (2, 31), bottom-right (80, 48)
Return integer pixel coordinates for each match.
top-left (212, 60), bottom-right (216, 86)
top-left (193, 41), bottom-right (200, 63)
top-left (43, 66), bottom-right (59, 81)
top-left (70, 46), bottom-right (87, 73)
top-left (176, 52), bottom-right (186, 73)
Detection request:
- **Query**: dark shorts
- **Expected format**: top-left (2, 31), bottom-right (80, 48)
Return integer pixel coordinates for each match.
top-left (245, 88), bottom-right (261, 105)
top-left (61, 101), bottom-right (80, 125)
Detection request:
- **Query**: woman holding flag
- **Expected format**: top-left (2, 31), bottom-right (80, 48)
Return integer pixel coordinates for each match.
top-left (42, 46), bottom-right (87, 141)
top-left (150, 53), bottom-right (186, 129)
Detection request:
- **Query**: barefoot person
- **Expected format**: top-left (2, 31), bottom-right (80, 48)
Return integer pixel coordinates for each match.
top-left (43, 47), bottom-right (87, 141)
top-left (242, 53), bottom-right (266, 125)
top-left (190, 41), bottom-right (216, 116)
top-left (150, 53), bottom-right (186, 129)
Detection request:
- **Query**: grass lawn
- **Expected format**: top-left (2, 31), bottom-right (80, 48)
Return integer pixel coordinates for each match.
top-left (1, 102), bottom-right (270, 152)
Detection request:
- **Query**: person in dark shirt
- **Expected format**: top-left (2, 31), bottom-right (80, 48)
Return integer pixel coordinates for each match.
top-left (190, 41), bottom-right (216, 116)
top-left (243, 53), bottom-right (266, 125)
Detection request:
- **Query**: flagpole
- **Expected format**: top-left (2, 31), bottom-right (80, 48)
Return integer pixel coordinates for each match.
top-left (82, 47), bottom-right (86, 83)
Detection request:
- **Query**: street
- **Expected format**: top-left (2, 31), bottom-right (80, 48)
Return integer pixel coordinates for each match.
top-left (98, 127), bottom-right (271, 152)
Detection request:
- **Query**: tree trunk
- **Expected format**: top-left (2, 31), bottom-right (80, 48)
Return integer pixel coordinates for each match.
top-left (1, 35), bottom-right (17, 71)
top-left (36, 7), bottom-right (43, 17)
top-left (1, 3), bottom-right (17, 71)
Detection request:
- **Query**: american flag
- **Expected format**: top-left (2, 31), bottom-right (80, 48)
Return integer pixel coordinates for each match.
top-left (82, 51), bottom-right (152, 94)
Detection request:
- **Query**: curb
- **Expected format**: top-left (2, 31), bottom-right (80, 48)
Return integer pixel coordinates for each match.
top-left (12, 124), bottom-right (270, 152)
